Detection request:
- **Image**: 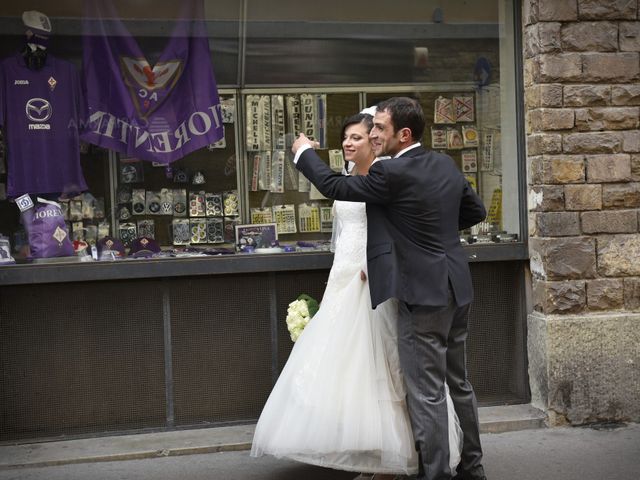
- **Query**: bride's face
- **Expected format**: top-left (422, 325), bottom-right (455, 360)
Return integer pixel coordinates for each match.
top-left (342, 122), bottom-right (374, 168)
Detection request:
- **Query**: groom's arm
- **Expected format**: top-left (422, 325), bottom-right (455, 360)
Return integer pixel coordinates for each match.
top-left (292, 138), bottom-right (390, 203)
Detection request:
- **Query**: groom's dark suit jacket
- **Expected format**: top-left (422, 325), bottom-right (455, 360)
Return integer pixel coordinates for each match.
top-left (297, 145), bottom-right (486, 309)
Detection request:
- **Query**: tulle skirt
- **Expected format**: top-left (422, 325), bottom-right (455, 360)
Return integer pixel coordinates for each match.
top-left (251, 265), bottom-right (461, 474)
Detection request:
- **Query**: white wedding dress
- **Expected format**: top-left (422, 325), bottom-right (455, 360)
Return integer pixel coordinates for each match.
top-left (251, 200), bottom-right (462, 474)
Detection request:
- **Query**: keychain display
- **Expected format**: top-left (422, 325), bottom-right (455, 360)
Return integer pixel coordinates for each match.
top-left (173, 189), bottom-right (187, 217)
top-left (146, 191), bottom-right (162, 215)
top-left (118, 222), bottom-right (137, 247)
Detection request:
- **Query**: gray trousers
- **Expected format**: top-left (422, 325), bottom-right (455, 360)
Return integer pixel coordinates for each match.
top-left (397, 291), bottom-right (483, 480)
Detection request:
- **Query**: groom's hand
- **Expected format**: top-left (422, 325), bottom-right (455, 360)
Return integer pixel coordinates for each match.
top-left (291, 133), bottom-right (319, 154)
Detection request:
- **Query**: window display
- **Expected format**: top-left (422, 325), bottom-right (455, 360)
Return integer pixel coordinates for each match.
top-left (0, 0), bottom-right (521, 267)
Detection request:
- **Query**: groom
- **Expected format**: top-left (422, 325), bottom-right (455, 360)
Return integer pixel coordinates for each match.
top-left (292, 97), bottom-right (487, 480)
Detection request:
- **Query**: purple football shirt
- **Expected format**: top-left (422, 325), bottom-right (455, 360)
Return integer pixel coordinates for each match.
top-left (0, 53), bottom-right (88, 198)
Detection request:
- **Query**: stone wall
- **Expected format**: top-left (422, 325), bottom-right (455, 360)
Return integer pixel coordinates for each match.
top-left (523, 0), bottom-right (640, 424)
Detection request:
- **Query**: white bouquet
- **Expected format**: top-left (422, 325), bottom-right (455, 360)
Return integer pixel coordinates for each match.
top-left (286, 294), bottom-right (319, 342)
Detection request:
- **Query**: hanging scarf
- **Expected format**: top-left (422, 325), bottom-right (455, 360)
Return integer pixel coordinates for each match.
top-left (81, 0), bottom-right (224, 163)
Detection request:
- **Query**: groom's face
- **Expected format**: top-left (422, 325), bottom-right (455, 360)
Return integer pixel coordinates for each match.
top-left (370, 110), bottom-right (401, 157)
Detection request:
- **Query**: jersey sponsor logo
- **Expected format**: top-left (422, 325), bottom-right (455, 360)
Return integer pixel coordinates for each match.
top-left (26, 97), bottom-right (52, 130)
top-left (14, 79), bottom-right (29, 85)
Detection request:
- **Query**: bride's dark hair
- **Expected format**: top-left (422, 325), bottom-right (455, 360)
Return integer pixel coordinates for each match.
top-left (340, 113), bottom-right (374, 174)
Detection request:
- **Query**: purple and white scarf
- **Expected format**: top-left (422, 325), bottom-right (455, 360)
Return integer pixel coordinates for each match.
top-left (81, 0), bottom-right (224, 163)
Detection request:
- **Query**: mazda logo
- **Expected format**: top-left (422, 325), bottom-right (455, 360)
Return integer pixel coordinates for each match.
top-left (25, 98), bottom-right (52, 122)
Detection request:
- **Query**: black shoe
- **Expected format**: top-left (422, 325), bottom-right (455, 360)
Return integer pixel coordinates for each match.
top-left (452, 466), bottom-right (487, 480)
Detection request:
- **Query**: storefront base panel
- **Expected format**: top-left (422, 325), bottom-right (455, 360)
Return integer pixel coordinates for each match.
top-left (0, 261), bottom-right (528, 442)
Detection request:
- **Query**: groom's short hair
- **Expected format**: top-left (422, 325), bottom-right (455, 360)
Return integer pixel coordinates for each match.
top-left (377, 97), bottom-right (425, 143)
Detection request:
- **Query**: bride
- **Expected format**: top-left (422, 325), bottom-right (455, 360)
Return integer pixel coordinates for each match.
top-left (251, 111), bottom-right (462, 479)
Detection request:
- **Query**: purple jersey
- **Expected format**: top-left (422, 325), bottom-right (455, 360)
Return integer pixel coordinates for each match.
top-left (0, 53), bottom-right (88, 198)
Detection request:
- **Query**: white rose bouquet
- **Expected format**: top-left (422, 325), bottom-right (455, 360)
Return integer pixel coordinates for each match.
top-left (286, 294), bottom-right (319, 342)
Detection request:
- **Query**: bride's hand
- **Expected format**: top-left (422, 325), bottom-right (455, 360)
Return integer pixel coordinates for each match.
top-left (360, 270), bottom-right (367, 281)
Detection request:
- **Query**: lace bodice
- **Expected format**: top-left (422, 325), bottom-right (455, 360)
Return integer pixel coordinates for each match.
top-left (331, 200), bottom-right (367, 271)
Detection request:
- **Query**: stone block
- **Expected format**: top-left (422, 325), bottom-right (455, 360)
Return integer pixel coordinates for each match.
top-left (581, 53), bottom-right (640, 82)
top-left (624, 277), bottom-right (640, 310)
top-left (523, 0), bottom-right (537, 26)
top-left (564, 85), bottom-right (611, 106)
top-left (538, 0), bottom-right (578, 21)
top-left (539, 22), bottom-right (562, 52)
top-left (586, 154), bottom-right (631, 182)
top-left (597, 234), bottom-right (640, 276)
top-left (524, 24), bottom-right (540, 58)
top-left (540, 84), bottom-right (564, 107)
top-left (539, 53), bottom-right (583, 82)
top-left (632, 154), bottom-right (640, 180)
top-left (575, 107), bottom-right (639, 132)
top-left (587, 278), bottom-right (625, 310)
top-left (532, 279), bottom-right (586, 314)
top-left (620, 21), bottom-right (640, 51)
top-left (564, 132), bottom-right (622, 154)
top-left (524, 58), bottom-right (538, 86)
top-left (529, 155), bottom-right (585, 184)
top-left (582, 210), bottom-right (638, 234)
top-left (528, 185), bottom-right (565, 211)
top-left (529, 236), bottom-right (597, 280)
top-left (612, 85), bottom-right (640, 105)
top-left (622, 130), bottom-right (640, 152)
top-left (578, 0), bottom-right (638, 20)
top-left (525, 84), bottom-right (540, 109)
top-left (532, 312), bottom-right (640, 424)
top-left (602, 182), bottom-right (640, 208)
top-left (527, 133), bottom-right (563, 155)
top-left (561, 22), bottom-right (618, 51)
top-left (564, 184), bottom-right (602, 210)
top-left (535, 211), bottom-right (581, 236)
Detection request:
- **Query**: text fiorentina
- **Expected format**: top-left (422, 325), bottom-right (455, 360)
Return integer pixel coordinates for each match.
top-left (87, 104), bottom-right (223, 153)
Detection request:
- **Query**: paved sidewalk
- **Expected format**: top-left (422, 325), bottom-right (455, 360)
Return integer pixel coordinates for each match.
top-left (0, 422), bottom-right (638, 480)
top-left (0, 404), bottom-right (545, 469)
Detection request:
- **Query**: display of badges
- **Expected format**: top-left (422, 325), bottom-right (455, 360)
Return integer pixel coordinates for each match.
top-left (434, 96), bottom-right (454, 124)
top-left (146, 191), bottom-right (162, 215)
top-left (431, 128), bottom-right (447, 149)
top-left (173, 189), bottom-right (187, 217)
top-left (251, 207), bottom-right (273, 224)
top-left (206, 193), bottom-right (223, 217)
top-left (298, 203), bottom-right (321, 233)
top-left (132, 189), bottom-right (146, 215)
top-left (272, 204), bottom-right (297, 234)
top-left (207, 217), bottom-right (224, 243)
top-left (453, 96), bottom-right (475, 122)
top-left (223, 191), bottom-right (239, 217)
top-left (462, 126), bottom-right (479, 148)
top-left (223, 217), bottom-right (239, 243)
top-left (446, 129), bottom-right (464, 149)
top-left (172, 219), bottom-right (190, 245)
top-left (160, 189), bottom-right (173, 215)
top-left (189, 192), bottom-right (206, 217)
top-left (190, 218), bottom-right (207, 244)
top-left (462, 150), bottom-right (478, 173)
top-left (119, 157), bottom-right (144, 183)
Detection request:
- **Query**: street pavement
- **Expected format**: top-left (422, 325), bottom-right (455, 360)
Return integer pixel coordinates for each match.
top-left (0, 422), bottom-right (638, 480)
